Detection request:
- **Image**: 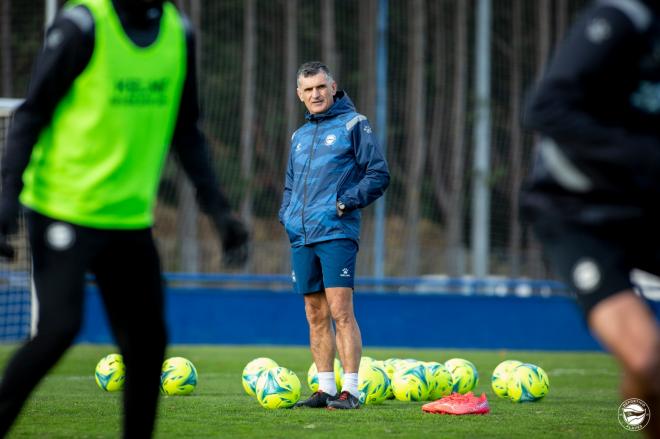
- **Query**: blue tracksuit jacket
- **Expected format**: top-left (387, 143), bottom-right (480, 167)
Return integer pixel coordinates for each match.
top-left (279, 91), bottom-right (390, 248)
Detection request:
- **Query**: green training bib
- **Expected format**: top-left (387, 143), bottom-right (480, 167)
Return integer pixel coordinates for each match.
top-left (21, 0), bottom-right (186, 229)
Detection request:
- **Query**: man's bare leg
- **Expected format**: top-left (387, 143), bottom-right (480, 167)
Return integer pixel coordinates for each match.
top-left (326, 287), bottom-right (362, 376)
top-left (588, 291), bottom-right (660, 437)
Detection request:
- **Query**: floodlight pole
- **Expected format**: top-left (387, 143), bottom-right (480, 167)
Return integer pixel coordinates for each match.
top-left (471, 0), bottom-right (492, 278)
top-left (373, 0), bottom-right (388, 280)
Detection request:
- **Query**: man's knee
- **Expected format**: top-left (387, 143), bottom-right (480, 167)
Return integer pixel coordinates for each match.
top-left (329, 306), bottom-right (356, 328)
top-left (304, 293), bottom-right (331, 326)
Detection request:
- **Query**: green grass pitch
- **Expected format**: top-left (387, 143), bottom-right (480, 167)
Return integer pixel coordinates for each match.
top-left (0, 344), bottom-right (629, 438)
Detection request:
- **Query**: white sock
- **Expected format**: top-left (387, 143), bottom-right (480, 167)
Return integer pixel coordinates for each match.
top-left (342, 373), bottom-right (359, 398)
top-left (318, 372), bottom-right (337, 395)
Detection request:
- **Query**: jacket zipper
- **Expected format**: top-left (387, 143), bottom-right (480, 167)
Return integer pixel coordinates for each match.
top-left (301, 122), bottom-right (320, 245)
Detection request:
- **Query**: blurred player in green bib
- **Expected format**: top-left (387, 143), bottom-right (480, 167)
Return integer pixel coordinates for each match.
top-left (0, 0), bottom-right (248, 436)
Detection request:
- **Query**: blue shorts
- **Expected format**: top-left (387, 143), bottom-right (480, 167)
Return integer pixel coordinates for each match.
top-left (290, 239), bottom-right (358, 294)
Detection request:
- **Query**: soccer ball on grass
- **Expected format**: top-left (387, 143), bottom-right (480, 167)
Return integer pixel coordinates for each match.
top-left (256, 366), bottom-right (301, 409)
top-left (425, 361), bottom-right (454, 400)
top-left (445, 358), bottom-right (479, 394)
top-left (161, 357), bottom-right (198, 396)
top-left (491, 360), bottom-right (522, 399)
top-left (392, 363), bottom-right (430, 401)
top-left (95, 353), bottom-right (125, 392)
top-left (242, 357), bottom-right (278, 397)
top-left (358, 363), bottom-right (390, 405)
top-left (507, 363), bottom-right (549, 402)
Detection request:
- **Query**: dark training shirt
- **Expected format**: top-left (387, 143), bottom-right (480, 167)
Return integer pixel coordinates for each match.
top-left (521, 0), bottom-right (660, 224)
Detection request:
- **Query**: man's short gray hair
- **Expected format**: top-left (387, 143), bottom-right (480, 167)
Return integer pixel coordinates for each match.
top-left (296, 61), bottom-right (334, 86)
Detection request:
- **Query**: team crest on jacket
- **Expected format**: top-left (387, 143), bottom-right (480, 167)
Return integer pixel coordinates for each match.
top-left (325, 134), bottom-right (337, 145)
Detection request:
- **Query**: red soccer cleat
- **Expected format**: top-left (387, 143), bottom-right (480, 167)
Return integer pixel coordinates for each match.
top-left (422, 392), bottom-right (490, 415)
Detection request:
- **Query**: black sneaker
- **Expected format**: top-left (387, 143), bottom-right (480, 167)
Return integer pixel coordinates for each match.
top-left (294, 391), bottom-right (336, 408)
top-left (326, 391), bottom-right (360, 410)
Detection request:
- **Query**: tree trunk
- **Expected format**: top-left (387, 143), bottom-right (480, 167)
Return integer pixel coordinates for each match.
top-left (428, 1), bottom-right (452, 270)
top-left (444, 0), bottom-right (468, 276)
top-left (537, 0), bottom-right (551, 72)
top-left (176, 0), bottom-right (200, 272)
top-left (1, 0), bottom-right (13, 97)
top-left (403, 0), bottom-right (426, 276)
top-left (240, 0), bottom-right (256, 268)
top-left (555, 0), bottom-right (568, 44)
top-left (321, 0), bottom-right (339, 79)
top-left (429, 1), bottom-right (449, 218)
top-left (507, 0), bottom-right (523, 277)
top-left (284, 0), bottom-right (299, 141)
top-left (283, 0), bottom-right (299, 273)
top-left (358, 0), bottom-right (377, 121)
top-left (527, 0), bottom-right (553, 278)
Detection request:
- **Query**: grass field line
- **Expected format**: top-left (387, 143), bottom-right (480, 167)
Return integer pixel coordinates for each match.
top-left (548, 367), bottom-right (618, 376)
top-left (46, 372), bottom-right (236, 381)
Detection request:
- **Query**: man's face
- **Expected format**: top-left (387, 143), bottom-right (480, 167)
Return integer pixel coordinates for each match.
top-left (297, 72), bottom-right (337, 114)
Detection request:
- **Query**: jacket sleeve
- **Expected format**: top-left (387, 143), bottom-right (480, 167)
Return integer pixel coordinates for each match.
top-left (339, 118), bottom-right (390, 210)
top-left (278, 142), bottom-right (294, 225)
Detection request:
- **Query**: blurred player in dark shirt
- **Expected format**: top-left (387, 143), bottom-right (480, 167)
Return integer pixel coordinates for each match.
top-left (522, 1), bottom-right (659, 436)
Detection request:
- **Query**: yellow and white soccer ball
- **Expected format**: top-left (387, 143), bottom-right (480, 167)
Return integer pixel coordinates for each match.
top-left (95, 353), bottom-right (125, 392)
top-left (425, 361), bottom-right (454, 400)
top-left (445, 358), bottom-right (479, 394)
top-left (358, 363), bottom-right (390, 405)
top-left (307, 358), bottom-right (343, 392)
top-left (242, 357), bottom-right (278, 397)
top-left (491, 360), bottom-right (523, 399)
top-left (160, 357), bottom-right (198, 396)
top-left (507, 363), bottom-right (550, 402)
top-left (360, 356), bottom-right (375, 368)
top-left (372, 360), bottom-right (395, 399)
top-left (392, 363), bottom-right (430, 401)
top-left (255, 366), bottom-right (301, 409)
top-left (394, 359), bottom-right (422, 372)
top-left (380, 359), bottom-right (397, 381)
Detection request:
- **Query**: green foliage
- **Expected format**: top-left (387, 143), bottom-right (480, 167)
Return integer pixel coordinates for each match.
top-left (0, 344), bottom-right (626, 438)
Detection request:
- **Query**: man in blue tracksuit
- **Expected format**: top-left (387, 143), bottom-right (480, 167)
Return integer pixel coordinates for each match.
top-left (280, 61), bottom-right (389, 409)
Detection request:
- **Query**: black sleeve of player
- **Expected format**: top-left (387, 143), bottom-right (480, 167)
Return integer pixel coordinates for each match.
top-left (171, 23), bottom-right (231, 215)
top-left (523, 6), bottom-right (646, 146)
top-left (1, 7), bottom-right (94, 201)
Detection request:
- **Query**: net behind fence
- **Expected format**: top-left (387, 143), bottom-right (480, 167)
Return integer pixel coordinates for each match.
top-left (0, 1), bottom-right (591, 280)
top-left (0, 100), bottom-right (32, 342)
